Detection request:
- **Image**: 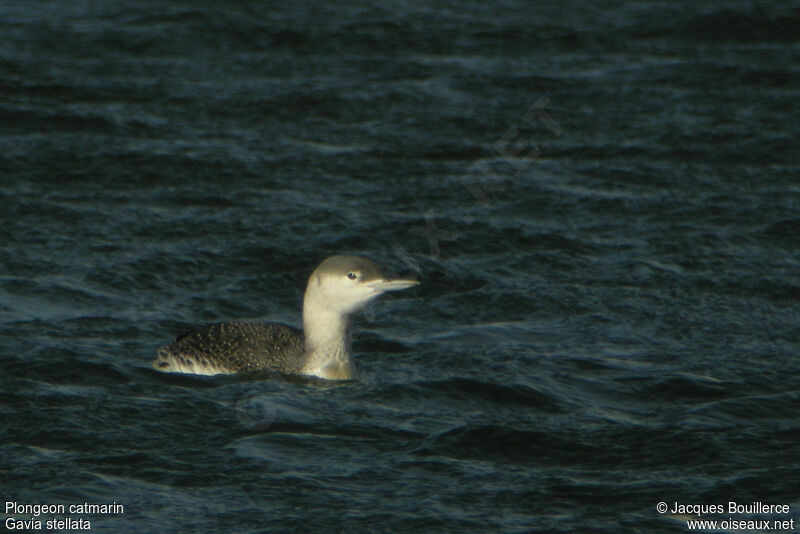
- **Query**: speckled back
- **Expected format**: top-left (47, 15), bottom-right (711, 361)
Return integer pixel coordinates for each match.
top-left (154, 322), bottom-right (306, 374)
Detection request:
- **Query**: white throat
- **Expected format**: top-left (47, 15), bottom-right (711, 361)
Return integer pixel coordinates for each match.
top-left (300, 289), bottom-right (359, 380)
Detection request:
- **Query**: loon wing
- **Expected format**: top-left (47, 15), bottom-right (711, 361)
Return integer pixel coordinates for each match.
top-left (153, 321), bottom-right (305, 376)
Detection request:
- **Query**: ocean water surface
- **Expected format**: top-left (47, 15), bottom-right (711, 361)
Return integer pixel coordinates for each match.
top-left (1, 1), bottom-right (799, 532)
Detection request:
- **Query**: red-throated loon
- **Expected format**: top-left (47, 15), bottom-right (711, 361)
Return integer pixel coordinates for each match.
top-left (152, 255), bottom-right (419, 380)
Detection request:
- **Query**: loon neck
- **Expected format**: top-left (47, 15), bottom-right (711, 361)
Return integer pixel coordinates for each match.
top-left (300, 293), bottom-right (358, 380)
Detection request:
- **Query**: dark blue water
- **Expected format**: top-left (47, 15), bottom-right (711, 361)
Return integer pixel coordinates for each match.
top-left (2, 1), bottom-right (799, 532)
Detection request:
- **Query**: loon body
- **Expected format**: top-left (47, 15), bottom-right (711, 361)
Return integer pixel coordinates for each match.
top-left (153, 255), bottom-right (418, 380)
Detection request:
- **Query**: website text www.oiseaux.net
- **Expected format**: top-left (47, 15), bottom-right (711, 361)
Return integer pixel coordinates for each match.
top-left (657, 501), bottom-right (796, 532)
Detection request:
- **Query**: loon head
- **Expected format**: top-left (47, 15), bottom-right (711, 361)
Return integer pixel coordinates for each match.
top-left (300, 255), bottom-right (418, 380)
top-left (304, 255), bottom-right (419, 317)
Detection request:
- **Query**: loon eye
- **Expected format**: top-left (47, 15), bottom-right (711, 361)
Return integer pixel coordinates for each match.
top-left (347, 272), bottom-right (358, 280)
